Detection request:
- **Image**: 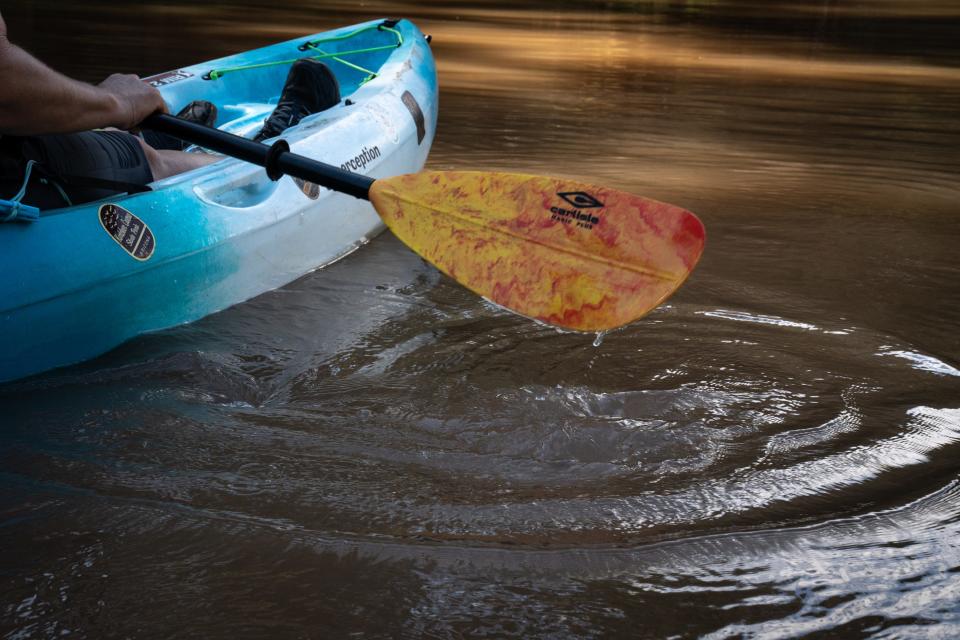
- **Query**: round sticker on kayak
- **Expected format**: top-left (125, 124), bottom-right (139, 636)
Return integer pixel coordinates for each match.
top-left (98, 203), bottom-right (156, 261)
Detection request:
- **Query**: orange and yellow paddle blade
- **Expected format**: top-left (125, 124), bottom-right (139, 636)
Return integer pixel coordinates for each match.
top-left (369, 171), bottom-right (705, 332)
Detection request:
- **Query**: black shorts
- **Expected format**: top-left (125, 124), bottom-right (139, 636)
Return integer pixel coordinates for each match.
top-left (0, 130), bottom-right (154, 210)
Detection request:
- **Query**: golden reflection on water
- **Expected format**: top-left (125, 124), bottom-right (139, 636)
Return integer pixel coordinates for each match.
top-left (432, 16), bottom-right (960, 90)
top-left (423, 10), bottom-right (959, 208)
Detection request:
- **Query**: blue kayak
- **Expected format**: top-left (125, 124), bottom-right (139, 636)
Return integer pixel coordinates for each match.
top-left (0, 18), bottom-right (437, 383)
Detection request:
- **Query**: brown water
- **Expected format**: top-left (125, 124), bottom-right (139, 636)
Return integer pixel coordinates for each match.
top-left (3, 1), bottom-right (960, 637)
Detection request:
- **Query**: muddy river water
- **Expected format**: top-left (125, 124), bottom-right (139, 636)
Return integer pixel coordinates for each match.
top-left (2, 1), bottom-right (959, 637)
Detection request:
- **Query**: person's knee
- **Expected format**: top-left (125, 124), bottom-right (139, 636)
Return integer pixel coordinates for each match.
top-left (133, 135), bottom-right (166, 180)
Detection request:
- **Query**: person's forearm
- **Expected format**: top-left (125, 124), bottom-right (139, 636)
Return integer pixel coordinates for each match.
top-left (0, 36), bottom-right (126, 135)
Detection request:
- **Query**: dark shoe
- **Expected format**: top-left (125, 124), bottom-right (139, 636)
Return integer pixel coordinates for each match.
top-left (142, 100), bottom-right (218, 151)
top-left (253, 59), bottom-right (341, 142)
top-left (176, 100), bottom-right (218, 128)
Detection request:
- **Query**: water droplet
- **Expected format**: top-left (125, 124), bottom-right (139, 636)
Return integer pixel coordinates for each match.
top-left (593, 331), bottom-right (608, 347)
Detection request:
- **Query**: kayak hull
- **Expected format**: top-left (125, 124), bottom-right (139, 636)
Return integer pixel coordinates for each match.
top-left (0, 19), bottom-right (437, 383)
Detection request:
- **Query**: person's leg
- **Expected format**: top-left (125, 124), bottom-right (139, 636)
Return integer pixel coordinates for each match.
top-left (134, 137), bottom-right (219, 180)
top-left (19, 130), bottom-right (216, 206)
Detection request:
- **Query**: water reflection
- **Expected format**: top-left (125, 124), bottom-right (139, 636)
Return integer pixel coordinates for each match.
top-left (2, 1), bottom-right (960, 637)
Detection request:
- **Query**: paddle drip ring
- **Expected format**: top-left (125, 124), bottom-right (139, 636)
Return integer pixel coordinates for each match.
top-left (264, 139), bottom-right (290, 181)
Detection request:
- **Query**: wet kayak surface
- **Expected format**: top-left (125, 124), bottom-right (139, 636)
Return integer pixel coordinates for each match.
top-left (2, 2), bottom-right (959, 637)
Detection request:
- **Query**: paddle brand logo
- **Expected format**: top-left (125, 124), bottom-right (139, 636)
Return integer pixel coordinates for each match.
top-left (558, 192), bottom-right (604, 209)
top-left (550, 191), bottom-right (604, 230)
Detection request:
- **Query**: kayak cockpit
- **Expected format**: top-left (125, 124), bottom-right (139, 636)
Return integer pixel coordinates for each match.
top-left (161, 20), bottom-right (404, 135)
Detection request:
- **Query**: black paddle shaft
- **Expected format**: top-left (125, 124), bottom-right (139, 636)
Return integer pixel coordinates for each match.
top-left (142, 113), bottom-right (376, 201)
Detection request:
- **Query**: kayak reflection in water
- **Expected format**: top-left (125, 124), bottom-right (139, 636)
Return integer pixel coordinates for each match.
top-left (0, 10), bottom-right (339, 213)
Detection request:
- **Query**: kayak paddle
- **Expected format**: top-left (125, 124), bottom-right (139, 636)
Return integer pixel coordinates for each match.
top-left (143, 113), bottom-right (705, 332)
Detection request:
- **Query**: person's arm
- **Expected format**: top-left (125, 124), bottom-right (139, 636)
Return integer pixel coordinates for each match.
top-left (0, 12), bottom-right (167, 135)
